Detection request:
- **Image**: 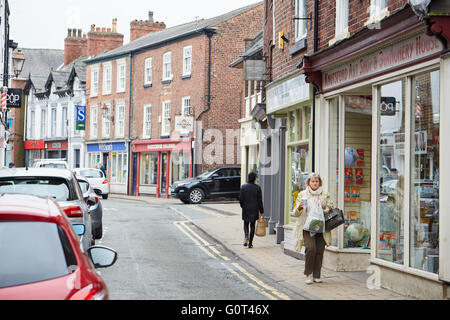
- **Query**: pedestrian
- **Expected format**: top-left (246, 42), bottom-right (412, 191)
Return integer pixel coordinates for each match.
top-left (97, 162), bottom-right (106, 176)
top-left (239, 171), bottom-right (264, 249)
top-left (8, 163), bottom-right (15, 168)
top-left (293, 173), bottom-right (334, 284)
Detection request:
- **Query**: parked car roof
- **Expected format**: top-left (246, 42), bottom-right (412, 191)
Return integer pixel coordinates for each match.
top-left (0, 168), bottom-right (74, 180)
top-left (0, 193), bottom-right (62, 220)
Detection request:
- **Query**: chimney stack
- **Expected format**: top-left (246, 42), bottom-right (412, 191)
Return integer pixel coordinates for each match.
top-left (87, 19), bottom-right (124, 58)
top-left (130, 11), bottom-right (166, 42)
top-left (64, 28), bottom-right (88, 66)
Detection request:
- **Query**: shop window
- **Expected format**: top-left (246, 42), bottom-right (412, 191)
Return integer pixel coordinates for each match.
top-left (290, 145), bottom-right (309, 212)
top-left (171, 151), bottom-right (190, 183)
top-left (377, 80), bottom-right (406, 264)
top-left (343, 95), bottom-right (372, 249)
top-left (410, 70), bottom-right (440, 274)
top-left (111, 152), bottom-right (128, 184)
top-left (141, 153), bottom-right (158, 185)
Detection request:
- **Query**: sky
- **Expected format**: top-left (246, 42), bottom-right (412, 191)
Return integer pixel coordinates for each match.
top-left (9, 0), bottom-right (262, 50)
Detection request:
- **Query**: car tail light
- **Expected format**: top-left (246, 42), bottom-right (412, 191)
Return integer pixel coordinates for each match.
top-left (70, 285), bottom-right (108, 300)
top-left (94, 195), bottom-right (99, 204)
top-left (102, 179), bottom-right (108, 185)
top-left (63, 206), bottom-right (83, 218)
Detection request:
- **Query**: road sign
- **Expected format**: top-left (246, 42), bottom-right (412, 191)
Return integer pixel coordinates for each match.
top-left (76, 105), bottom-right (86, 131)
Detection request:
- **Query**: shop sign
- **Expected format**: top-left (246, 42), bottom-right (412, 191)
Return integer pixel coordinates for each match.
top-left (47, 141), bottom-right (68, 151)
top-left (87, 142), bottom-right (127, 153)
top-left (323, 32), bottom-right (443, 91)
top-left (380, 97), bottom-right (397, 116)
top-left (6, 89), bottom-right (23, 108)
top-left (244, 60), bottom-right (265, 81)
top-left (175, 116), bottom-right (194, 133)
top-left (25, 140), bottom-right (45, 150)
top-left (266, 75), bottom-right (310, 114)
top-left (147, 144), bottom-right (176, 150)
top-left (76, 105), bottom-right (86, 131)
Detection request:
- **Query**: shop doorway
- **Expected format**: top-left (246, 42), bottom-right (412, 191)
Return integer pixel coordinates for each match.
top-left (160, 153), bottom-right (168, 196)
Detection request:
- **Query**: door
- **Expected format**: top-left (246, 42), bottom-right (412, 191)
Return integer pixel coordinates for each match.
top-left (210, 168), bottom-right (232, 195)
top-left (160, 153), bottom-right (168, 196)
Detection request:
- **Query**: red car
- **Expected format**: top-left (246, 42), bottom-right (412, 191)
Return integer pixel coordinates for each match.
top-left (0, 194), bottom-right (117, 300)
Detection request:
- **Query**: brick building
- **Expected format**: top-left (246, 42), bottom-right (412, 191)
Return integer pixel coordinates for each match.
top-left (263, 0), bottom-right (450, 299)
top-left (84, 3), bottom-right (263, 198)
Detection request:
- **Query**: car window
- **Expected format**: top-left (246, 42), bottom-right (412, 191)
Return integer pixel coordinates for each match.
top-left (80, 170), bottom-right (103, 178)
top-left (40, 163), bottom-right (67, 169)
top-left (216, 169), bottom-right (230, 178)
top-left (0, 177), bottom-right (72, 201)
top-left (0, 222), bottom-right (78, 289)
top-left (78, 181), bottom-right (90, 193)
top-left (198, 170), bottom-right (214, 179)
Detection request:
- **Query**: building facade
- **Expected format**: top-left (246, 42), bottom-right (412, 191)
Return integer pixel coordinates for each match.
top-left (291, 0), bottom-right (450, 299)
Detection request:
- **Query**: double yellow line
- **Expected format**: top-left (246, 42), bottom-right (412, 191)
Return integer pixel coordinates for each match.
top-left (173, 220), bottom-right (291, 301)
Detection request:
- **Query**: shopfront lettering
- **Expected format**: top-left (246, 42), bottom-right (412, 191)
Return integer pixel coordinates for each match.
top-left (99, 144), bottom-right (113, 152)
top-left (322, 32), bottom-right (443, 91)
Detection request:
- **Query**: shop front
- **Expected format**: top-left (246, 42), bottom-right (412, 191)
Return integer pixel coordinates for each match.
top-left (45, 140), bottom-right (68, 160)
top-left (132, 139), bottom-right (193, 198)
top-left (24, 140), bottom-right (45, 167)
top-left (86, 142), bottom-right (128, 194)
top-left (265, 72), bottom-right (314, 254)
top-left (301, 6), bottom-right (449, 298)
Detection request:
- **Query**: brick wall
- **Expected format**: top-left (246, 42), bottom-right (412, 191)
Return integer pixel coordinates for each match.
top-left (130, 20), bottom-right (166, 42)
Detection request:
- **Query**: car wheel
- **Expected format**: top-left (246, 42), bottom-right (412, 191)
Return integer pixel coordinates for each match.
top-left (102, 194), bottom-right (109, 200)
top-left (93, 224), bottom-right (103, 240)
top-left (189, 188), bottom-right (204, 204)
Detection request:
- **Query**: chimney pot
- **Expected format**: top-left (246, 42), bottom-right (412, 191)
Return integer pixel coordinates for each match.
top-left (102, 27), bottom-right (106, 32)
top-left (91, 24), bottom-right (96, 32)
top-left (107, 28), bottom-right (111, 32)
top-left (78, 29), bottom-right (82, 38)
top-left (96, 27), bottom-right (101, 32)
top-left (148, 11), bottom-right (154, 22)
top-left (68, 29), bottom-right (72, 38)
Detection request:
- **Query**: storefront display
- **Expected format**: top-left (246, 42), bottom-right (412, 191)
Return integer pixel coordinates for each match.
top-left (140, 153), bottom-right (158, 185)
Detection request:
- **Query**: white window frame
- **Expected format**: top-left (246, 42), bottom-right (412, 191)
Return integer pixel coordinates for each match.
top-left (143, 104), bottom-right (152, 139)
top-left (61, 103), bottom-right (68, 137)
top-left (30, 109), bottom-right (35, 139)
top-left (182, 97), bottom-right (191, 117)
top-left (51, 106), bottom-right (57, 137)
top-left (90, 66), bottom-right (99, 97)
top-left (330, 0), bottom-right (349, 46)
top-left (40, 108), bottom-right (47, 138)
top-left (162, 100), bottom-right (171, 136)
top-left (102, 62), bottom-right (112, 95)
top-left (116, 59), bottom-right (126, 93)
top-left (144, 58), bottom-right (153, 86)
top-left (367, 0), bottom-right (389, 25)
top-left (295, 0), bottom-right (307, 42)
top-left (182, 46), bottom-right (192, 77)
top-left (116, 101), bottom-right (125, 138)
top-left (163, 52), bottom-right (172, 81)
top-left (102, 102), bottom-right (111, 138)
top-left (90, 105), bottom-right (98, 139)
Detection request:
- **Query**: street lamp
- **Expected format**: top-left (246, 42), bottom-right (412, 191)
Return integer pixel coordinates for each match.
top-left (12, 49), bottom-right (25, 78)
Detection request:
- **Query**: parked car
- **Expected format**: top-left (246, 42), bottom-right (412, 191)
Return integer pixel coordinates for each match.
top-left (0, 194), bottom-right (117, 300)
top-left (73, 168), bottom-right (109, 200)
top-left (0, 168), bottom-right (95, 251)
top-left (171, 167), bottom-right (241, 204)
top-left (32, 159), bottom-right (69, 169)
top-left (77, 176), bottom-right (103, 240)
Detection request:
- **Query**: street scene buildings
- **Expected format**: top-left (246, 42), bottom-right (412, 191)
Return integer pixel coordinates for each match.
top-left (2, 0), bottom-right (450, 301)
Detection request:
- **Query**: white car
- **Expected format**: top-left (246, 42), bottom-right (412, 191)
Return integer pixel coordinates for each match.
top-left (74, 168), bottom-right (110, 200)
top-left (32, 159), bottom-right (69, 169)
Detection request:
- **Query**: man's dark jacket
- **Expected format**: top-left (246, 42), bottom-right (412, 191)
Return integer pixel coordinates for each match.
top-left (239, 182), bottom-right (264, 222)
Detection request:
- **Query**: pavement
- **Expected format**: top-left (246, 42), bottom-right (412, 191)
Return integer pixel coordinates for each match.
top-left (110, 194), bottom-right (414, 300)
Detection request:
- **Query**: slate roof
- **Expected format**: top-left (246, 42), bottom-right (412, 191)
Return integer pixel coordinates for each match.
top-left (229, 30), bottom-right (263, 67)
top-left (18, 48), bottom-right (64, 92)
top-left (85, 2), bottom-right (263, 64)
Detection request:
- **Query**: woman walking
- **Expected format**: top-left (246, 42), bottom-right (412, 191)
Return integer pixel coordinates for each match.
top-left (293, 173), bottom-right (334, 284)
top-left (239, 172), bottom-right (264, 249)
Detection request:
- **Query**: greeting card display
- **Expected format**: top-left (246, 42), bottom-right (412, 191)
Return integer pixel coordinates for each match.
top-left (351, 186), bottom-right (360, 202)
top-left (345, 168), bottom-right (353, 184)
top-left (356, 149), bottom-right (365, 166)
top-left (355, 168), bottom-right (364, 184)
top-left (344, 187), bottom-right (351, 202)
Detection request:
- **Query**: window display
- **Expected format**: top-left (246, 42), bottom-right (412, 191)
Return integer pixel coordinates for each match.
top-left (171, 151), bottom-right (190, 184)
top-left (377, 80), bottom-right (405, 264)
top-left (328, 98), bottom-right (340, 247)
top-left (343, 96), bottom-right (372, 249)
top-left (290, 145), bottom-right (309, 212)
top-left (111, 152), bottom-right (128, 184)
top-left (141, 153), bottom-right (158, 185)
top-left (410, 70), bottom-right (440, 274)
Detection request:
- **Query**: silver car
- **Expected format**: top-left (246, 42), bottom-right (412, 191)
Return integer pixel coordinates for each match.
top-left (0, 168), bottom-right (94, 251)
top-left (77, 175), bottom-right (103, 240)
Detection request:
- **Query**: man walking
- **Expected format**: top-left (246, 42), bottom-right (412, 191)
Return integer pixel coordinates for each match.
top-left (239, 172), bottom-right (264, 249)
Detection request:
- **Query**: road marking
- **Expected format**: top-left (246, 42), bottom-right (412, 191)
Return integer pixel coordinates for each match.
top-left (232, 263), bottom-right (291, 301)
top-left (190, 205), bottom-right (225, 217)
top-left (178, 221), bottom-right (230, 261)
top-left (173, 221), bottom-right (218, 260)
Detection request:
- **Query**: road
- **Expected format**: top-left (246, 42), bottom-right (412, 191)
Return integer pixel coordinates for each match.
top-left (96, 198), bottom-right (304, 300)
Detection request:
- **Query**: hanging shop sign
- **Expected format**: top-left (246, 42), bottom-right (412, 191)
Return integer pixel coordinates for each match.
top-left (322, 31), bottom-right (443, 91)
top-left (6, 89), bottom-right (23, 108)
top-left (175, 116), bottom-right (194, 133)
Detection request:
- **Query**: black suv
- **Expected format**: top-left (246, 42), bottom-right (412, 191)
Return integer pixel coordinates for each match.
top-left (171, 167), bottom-right (241, 204)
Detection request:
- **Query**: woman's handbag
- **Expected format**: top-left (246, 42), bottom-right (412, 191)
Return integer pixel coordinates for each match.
top-left (256, 215), bottom-right (266, 237)
top-left (325, 208), bottom-right (345, 232)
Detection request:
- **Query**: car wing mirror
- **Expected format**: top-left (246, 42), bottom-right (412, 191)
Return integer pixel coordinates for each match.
top-left (73, 224), bottom-right (86, 236)
top-left (87, 246), bottom-right (118, 269)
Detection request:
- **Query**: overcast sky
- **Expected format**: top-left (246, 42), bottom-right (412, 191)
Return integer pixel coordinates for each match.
top-left (9, 0), bottom-right (262, 50)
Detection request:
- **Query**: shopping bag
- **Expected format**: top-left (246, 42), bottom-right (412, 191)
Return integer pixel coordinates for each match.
top-left (303, 200), bottom-right (325, 233)
top-left (256, 215), bottom-right (266, 237)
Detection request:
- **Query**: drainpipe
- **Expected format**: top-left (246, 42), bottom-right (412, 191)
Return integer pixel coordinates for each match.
top-left (311, 0), bottom-right (319, 172)
top-left (127, 52), bottom-right (134, 195)
top-left (194, 29), bottom-right (214, 176)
